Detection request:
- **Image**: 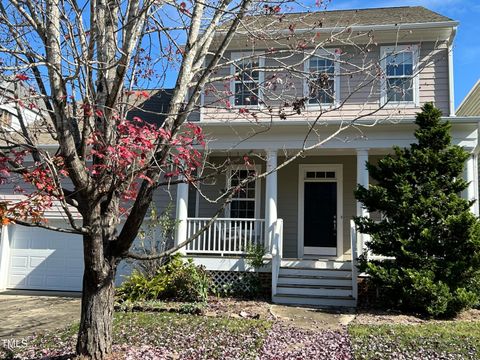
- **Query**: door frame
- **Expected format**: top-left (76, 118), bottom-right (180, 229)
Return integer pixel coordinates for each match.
top-left (297, 164), bottom-right (343, 259)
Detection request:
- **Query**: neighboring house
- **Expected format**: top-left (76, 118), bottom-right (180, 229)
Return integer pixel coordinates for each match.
top-left (0, 6), bottom-right (478, 309)
top-left (457, 79), bottom-right (480, 117)
top-left (457, 79), bottom-right (480, 202)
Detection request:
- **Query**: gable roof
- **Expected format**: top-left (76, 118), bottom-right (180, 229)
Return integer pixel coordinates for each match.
top-left (457, 80), bottom-right (480, 116)
top-left (223, 6), bottom-right (455, 32)
top-left (126, 88), bottom-right (173, 126)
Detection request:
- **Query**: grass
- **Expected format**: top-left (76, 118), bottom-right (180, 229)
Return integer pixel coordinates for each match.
top-left (113, 311), bottom-right (272, 358)
top-left (2, 311), bottom-right (272, 360)
top-left (349, 321), bottom-right (480, 360)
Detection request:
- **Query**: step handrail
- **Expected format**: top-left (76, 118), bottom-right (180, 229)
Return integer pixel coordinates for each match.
top-left (350, 219), bottom-right (359, 304)
top-left (271, 219), bottom-right (283, 297)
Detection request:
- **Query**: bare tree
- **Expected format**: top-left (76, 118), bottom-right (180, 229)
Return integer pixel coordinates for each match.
top-left (0, 0), bottom-right (448, 358)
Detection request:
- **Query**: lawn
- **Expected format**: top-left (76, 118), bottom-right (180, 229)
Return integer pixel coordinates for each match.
top-left (349, 321), bottom-right (480, 360)
top-left (2, 305), bottom-right (480, 360)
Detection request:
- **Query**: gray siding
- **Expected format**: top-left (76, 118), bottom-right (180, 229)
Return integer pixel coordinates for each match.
top-left (202, 42), bottom-right (450, 121)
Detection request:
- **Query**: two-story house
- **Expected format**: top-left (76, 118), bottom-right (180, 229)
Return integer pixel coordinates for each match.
top-left (0, 6), bottom-right (478, 309)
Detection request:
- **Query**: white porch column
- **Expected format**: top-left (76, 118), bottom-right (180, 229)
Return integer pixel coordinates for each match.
top-left (356, 149), bottom-right (370, 252)
top-left (465, 153), bottom-right (478, 215)
top-left (265, 149), bottom-right (278, 253)
top-left (175, 177), bottom-right (189, 254)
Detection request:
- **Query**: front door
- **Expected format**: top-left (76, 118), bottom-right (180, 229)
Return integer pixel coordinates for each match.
top-left (299, 165), bottom-right (342, 257)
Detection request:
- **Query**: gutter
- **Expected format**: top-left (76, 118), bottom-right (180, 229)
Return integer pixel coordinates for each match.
top-left (196, 116), bottom-right (480, 127)
top-left (448, 26), bottom-right (457, 117)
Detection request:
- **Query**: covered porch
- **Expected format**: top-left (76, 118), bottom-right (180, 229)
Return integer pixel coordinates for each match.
top-left (171, 121), bottom-right (479, 307)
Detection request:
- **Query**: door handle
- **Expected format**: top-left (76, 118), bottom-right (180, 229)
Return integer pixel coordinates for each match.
top-left (333, 215), bottom-right (337, 231)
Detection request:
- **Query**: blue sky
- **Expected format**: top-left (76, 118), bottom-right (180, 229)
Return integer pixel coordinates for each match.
top-left (324, 0), bottom-right (480, 108)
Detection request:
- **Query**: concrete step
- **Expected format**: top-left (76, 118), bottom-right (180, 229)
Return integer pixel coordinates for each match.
top-left (279, 267), bottom-right (352, 278)
top-left (277, 275), bottom-right (352, 287)
top-left (281, 259), bottom-right (352, 270)
top-left (276, 284), bottom-right (352, 297)
top-left (272, 294), bottom-right (357, 308)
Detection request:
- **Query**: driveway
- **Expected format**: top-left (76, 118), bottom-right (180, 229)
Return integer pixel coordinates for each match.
top-left (0, 291), bottom-right (81, 339)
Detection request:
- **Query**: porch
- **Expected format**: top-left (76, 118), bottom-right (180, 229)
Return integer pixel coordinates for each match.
top-left (172, 148), bottom-right (478, 307)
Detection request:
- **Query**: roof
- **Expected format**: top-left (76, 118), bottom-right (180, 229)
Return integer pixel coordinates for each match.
top-left (126, 89), bottom-right (173, 126)
top-left (223, 6), bottom-right (454, 32)
top-left (457, 80), bottom-right (480, 117)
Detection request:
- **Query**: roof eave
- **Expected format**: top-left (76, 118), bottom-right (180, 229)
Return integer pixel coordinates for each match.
top-left (216, 20), bottom-right (459, 35)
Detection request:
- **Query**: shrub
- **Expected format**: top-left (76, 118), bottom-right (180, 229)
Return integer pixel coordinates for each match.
top-left (355, 103), bottom-right (480, 317)
top-left (117, 253), bottom-right (211, 303)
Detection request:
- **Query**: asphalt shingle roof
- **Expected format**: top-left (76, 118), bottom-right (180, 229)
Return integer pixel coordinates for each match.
top-left (228, 6), bottom-right (454, 31)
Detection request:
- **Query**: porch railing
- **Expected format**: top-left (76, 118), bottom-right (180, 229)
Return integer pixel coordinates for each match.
top-left (185, 218), bottom-right (266, 256)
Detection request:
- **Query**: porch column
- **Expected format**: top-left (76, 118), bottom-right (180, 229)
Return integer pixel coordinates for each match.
top-left (356, 149), bottom-right (370, 252)
top-left (265, 149), bottom-right (278, 253)
top-left (465, 153), bottom-right (478, 215)
top-left (175, 176), bottom-right (189, 254)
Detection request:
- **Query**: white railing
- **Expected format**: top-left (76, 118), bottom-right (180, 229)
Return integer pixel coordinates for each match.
top-left (271, 219), bottom-right (284, 297)
top-left (350, 220), bottom-right (359, 304)
top-left (185, 218), bottom-right (266, 256)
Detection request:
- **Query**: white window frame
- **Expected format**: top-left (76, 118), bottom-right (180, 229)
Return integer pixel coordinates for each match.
top-left (303, 49), bottom-right (341, 108)
top-left (225, 165), bottom-right (261, 219)
top-left (230, 52), bottom-right (265, 108)
top-left (380, 44), bottom-right (420, 107)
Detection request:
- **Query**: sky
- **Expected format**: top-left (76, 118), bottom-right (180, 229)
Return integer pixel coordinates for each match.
top-left (323, 0), bottom-right (480, 108)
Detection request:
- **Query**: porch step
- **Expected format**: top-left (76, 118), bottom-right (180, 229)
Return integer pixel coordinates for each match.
top-left (279, 267), bottom-right (351, 278)
top-left (276, 284), bottom-right (352, 297)
top-left (277, 275), bottom-right (352, 287)
top-left (273, 262), bottom-right (356, 308)
top-left (281, 259), bottom-right (352, 270)
top-left (272, 294), bottom-right (357, 308)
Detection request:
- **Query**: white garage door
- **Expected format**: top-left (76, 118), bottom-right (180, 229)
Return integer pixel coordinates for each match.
top-left (7, 223), bottom-right (84, 291)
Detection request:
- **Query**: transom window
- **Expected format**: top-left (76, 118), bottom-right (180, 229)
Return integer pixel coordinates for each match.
top-left (381, 45), bottom-right (419, 105)
top-left (305, 171), bottom-right (336, 180)
top-left (231, 54), bottom-right (263, 107)
top-left (228, 168), bottom-right (258, 219)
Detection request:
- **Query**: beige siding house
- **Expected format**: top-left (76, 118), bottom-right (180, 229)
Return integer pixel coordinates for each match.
top-left (175, 6), bottom-right (479, 307)
top-left (1, 6), bottom-right (478, 309)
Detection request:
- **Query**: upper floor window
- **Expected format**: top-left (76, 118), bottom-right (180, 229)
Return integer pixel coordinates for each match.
top-left (304, 50), bottom-right (340, 106)
top-left (381, 45), bottom-right (419, 105)
top-left (230, 53), bottom-right (264, 107)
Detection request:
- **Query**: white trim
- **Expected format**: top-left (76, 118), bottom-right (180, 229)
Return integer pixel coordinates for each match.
top-left (0, 225), bottom-right (11, 290)
top-left (380, 44), bottom-right (420, 107)
top-left (303, 49), bottom-right (341, 108)
top-left (448, 28), bottom-right (457, 116)
top-left (230, 52), bottom-right (265, 108)
top-left (297, 164), bottom-right (344, 259)
top-left (225, 164), bottom-right (262, 219)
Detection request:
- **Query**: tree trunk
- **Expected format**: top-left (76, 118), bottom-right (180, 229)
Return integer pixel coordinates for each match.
top-left (76, 233), bottom-right (118, 359)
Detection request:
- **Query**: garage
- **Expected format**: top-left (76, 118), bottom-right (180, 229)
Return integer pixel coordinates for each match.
top-left (7, 223), bottom-right (84, 291)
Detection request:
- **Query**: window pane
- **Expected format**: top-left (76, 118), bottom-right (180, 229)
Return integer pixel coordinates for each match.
top-left (234, 82), bottom-right (259, 106)
top-left (308, 79), bottom-right (335, 104)
top-left (387, 78), bottom-right (413, 102)
top-left (386, 51), bottom-right (413, 77)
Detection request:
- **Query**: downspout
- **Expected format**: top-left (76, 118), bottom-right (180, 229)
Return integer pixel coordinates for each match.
top-left (448, 26), bottom-right (457, 117)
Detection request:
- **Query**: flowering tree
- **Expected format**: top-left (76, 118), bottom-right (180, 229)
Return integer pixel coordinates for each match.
top-left (0, 0), bottom-right (448, 358)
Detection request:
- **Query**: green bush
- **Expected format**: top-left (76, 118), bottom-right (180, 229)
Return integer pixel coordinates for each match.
top-left (355, 103), bottom-right (480, 317)
top-left (117, 253), bottom-right (211, 303)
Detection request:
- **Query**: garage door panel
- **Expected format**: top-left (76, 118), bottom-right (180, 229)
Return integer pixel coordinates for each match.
top-left (9, 256), bottom-right (28, 269)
